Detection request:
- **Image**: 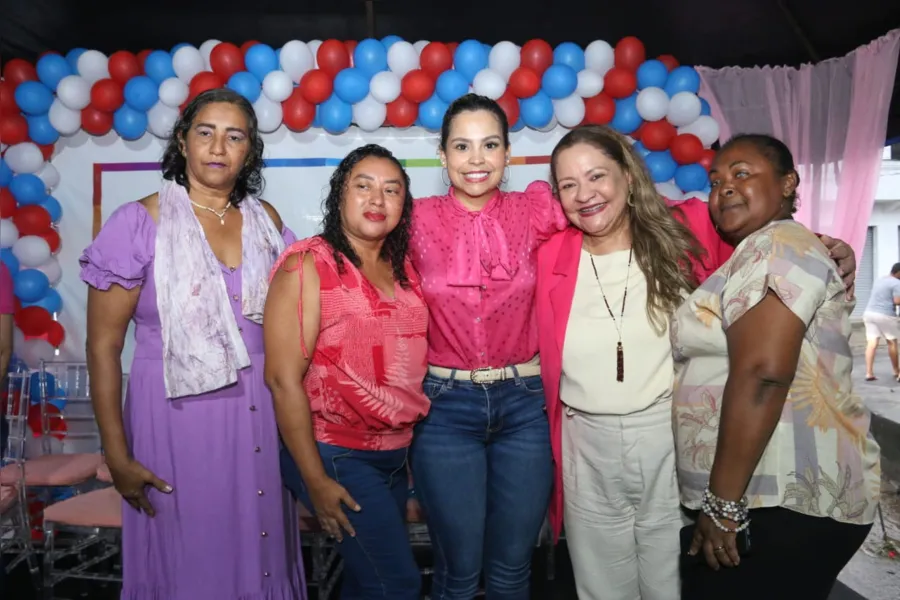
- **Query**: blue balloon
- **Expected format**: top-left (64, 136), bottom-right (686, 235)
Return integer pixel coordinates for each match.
top-left (65, 48), bottom-right (87, 72)
top-left (333, 68), bottom-right (370, 104)
top-left (0, 159), bottom-right (12, 187)
top-left (675, 163), bottom-right (709, 192)
top-left (700, 98), bottom-right (711, 116)
top-left (9, 174), bottom-right (47, 205)
top-left (520, 90), bottom-right (554, 129)
top-left (39, 195), bottom-right (62, 222)
top-left (113, 105), bottom-right (148, 141)
top-left (244, 44), bottom-right (279, 81)
top-left (124, 76), bottom-right (159, 112)
top-left (171, 42), bottom-right (191, 54)
top-left (435, 70), bottom-right (469, 104)
top-left (36, 54), bottom-right (73, 92)
top-left (319, 95), bottom-right (352, 134)
top-left (644, 151), bottom-right (678, 183)
top-left (703, 181), bottom-right (711, 194)
top-left (354, 39), bottom-right (388, 77)
top-left (419, 95), bottom-right (449, 131)
top-left (633, 141), bottom-right (651, 157)
top-left (553, 42), bottom-right (585, 72)
top-left (144, 51), bottom-right (176, 84)
top-left (482, 43), bottom-right (493, 55)
top-left (15, 81), bottom-right (54, 115)
top-left (27, 114), bottom-right (59, 145)
top-left (14, 269), bottom-right (50, 303)
top-left (510, 117), bottom-right (525, 132)
top-left (23, 288), bottom-right (63, 314)
top-left (227, 72), bottom-right (262, 103)
top-left (453, 40), bottom-right (488, 82)
top-left (610, 95), bottom-right (642, 134)
top-left (381, 35), bottom-right (403, 49)
top-left (665, 66), bottom-right (701, 96)
top-left (312, 105), bottom-right (322, 128)
top-left (542, 64), bottom-right (578, 99)
top-left (0, 248), bottom-right (19, 275)
top-left (636, 60), bottom-right (669, 90)
top-left (29, 372), bottom-right (56, 405)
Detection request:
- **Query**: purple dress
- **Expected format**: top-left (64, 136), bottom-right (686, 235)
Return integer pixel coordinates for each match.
top-left (80, 202), bottom-right (307, 600)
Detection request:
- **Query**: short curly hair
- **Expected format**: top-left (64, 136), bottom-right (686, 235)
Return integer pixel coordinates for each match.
top-left (719, 134), bottom-right (800, 214)
top-left (160, 88), bottom-right (265, 206)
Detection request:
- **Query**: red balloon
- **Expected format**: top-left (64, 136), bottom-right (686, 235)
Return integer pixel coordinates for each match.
top-left (136, 49), bottom-right (153, 70)
top-left (3, 59), bottom-right (38, 87)
top-left (698, 148), bottom-right (716, 171)
top-left (0, 80), bottom-right (18, 116)
top-left (496, 91), bottom-right (520, 126)
top-left (641, 120), bottom-right (677, 151)
top-left (615, 37), bottom-right (646, 71)
top-left (344, 40), bottom-right (358, 63)
top-left (108, 51), bottom-right (142, 84)
top-left (299, 70), bottom-right (333, 105)
top-left (446, 42), bottom-right (459, 56)
top-left (584, 93), bottom-right (616, 125)
top-left (0, 113), bottom-right (29, 146)
top-left (210, 43), bottom-right (245, 80)
top-left (15, 306), bottom-right (52, 336)
top-left (241, 41), bottom-right (261, 55)
top-left (317, 40), bottom-right (351, 77)
top-left (670, 133), bottom-right (704, 165)
top-left (282, 88), bottom-right (316, 132)
top-left (188, 71), bottom-right (225, 101)
top-left (0, 188), bottom-right (17, 218)
top-left (81, 106), bottom-right (113, 136)
top-left (38, 143), bottom-right (54, 161)
top-left (46, 320), bottom-right (65, 348)
top-left (386, 96), bottom-right (418, 128)
top-left (420, 43), bottom-right (453, 78)
top-left (604, 68), bottom-right (637, 99)
top-left (90, 79), bottom-right (124, 113)
top-left (12, 205), bottom-right (51, 235)
top-left (508, 67), bottom-right (541, 99)
top-left (520, 40), bottom-right (554, 76)
top-left (401, 70), bottom-right (435, 104)
top-left (657, 55), bottom-right (680, 72)
top-left (39, 228), bottom-right (61, 253)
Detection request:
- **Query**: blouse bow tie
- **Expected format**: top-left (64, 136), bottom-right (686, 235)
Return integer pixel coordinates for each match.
top-left (448, 209), bottom-right (515, 286)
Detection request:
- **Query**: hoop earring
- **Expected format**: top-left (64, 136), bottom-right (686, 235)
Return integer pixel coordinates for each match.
top-left (626, 192), bottom-right (634, 207)
top-left (441, 167), bottom-right (451, 188)
top-left (501, 165), bottom-right (510, 185)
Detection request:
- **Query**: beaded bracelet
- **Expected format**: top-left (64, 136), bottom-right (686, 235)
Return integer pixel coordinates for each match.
top-left (701, 487), bottom-right (750, 533)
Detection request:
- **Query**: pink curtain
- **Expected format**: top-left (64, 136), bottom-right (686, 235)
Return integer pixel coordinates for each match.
top-left (696, 29), bottom-right (900, 259)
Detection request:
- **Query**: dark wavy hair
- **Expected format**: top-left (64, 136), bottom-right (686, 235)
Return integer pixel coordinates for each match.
top-left (320, 144), bottom-right (414, 288)
top-left (160, 88), bottom-right (265, 206)
top-left (440, 93), bottom-right (510, 151)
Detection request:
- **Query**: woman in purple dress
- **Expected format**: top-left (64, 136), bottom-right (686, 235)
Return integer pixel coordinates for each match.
top-left (81, 89), bottom-right (307, 600)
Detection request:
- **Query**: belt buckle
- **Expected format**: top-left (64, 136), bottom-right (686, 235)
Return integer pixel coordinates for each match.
top-left (470, 367), bottom-right (495, 385)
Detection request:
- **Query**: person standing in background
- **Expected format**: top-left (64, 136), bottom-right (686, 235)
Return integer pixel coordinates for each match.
top-left (862, 262), bottom-right (900, 381)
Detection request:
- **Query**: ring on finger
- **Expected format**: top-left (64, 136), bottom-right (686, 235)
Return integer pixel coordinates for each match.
top-left (714, 546), bottom-right (725, 552)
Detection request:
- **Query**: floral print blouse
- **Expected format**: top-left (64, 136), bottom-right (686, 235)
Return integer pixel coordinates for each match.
top-left (671, 220), bottom-right (881, 525)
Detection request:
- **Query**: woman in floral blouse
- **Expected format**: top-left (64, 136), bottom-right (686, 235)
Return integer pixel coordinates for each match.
top-left (672, 134), bottom-right (881, 599)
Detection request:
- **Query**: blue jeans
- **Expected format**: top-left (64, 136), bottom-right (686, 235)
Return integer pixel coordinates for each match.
top-left (410, 373), bottom-right (553, 600)
top-left (280, 442), bottom-right (420, 599)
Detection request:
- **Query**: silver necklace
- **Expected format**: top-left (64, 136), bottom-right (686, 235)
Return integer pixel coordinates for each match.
top-left (190, 199), bottom-right (231, 225)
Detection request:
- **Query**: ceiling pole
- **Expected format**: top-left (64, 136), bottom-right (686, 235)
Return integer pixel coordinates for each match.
top-left (366, 0), bottom-right (376, 38)
top-left (776, 0), bottom-right (820, 62)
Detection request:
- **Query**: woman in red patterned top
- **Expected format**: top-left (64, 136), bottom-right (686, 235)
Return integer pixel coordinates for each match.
top-left (264, 144), bottom-right (429, 600)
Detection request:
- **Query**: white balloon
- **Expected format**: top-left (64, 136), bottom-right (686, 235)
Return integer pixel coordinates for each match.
top-left (576, 69), bottom-right (604, 98)
top-left (352, 95), bottom-right (387, 132)
top-left (36, 163), bottom-right (60, 191)
top-left (279, 41), bottom-right (315, 83)
top-left (678, 115), bottom-right (721, 147)
top-left (47, 99), bottom-right (81, 136)
top-left (667, 92), bottom-right (702, 127)
top-left (172, 46), bottom-right (205, 83)
top-left (655, 181), bottom-right (684, 199)
top-left (387, 42), bottom-right (419, 78)
top-left (76, 50), bottom-right (110, 85)
top-left (553, 94), bottom-right (586, 128)
top-left (34, 256), bottom-right (62, 285)
top-left (0, 219), bottom-right (19, 248)
top-left (158, 77), bottom-right (190, 108)
top-left (147, 102), bottom-right (179, 138)
top-left (584, 40), bottom-right (615, 75)
top-left (4, 143), bottom-right (44, 174)
top-left (56, 75), bottom-right (92, 110)
top-left (199, 39), bottom-right (221, 70)
top-left (262, 71), bottom-right (293, 103)
top-left (489, 41), bottom-right (521, 81)
top-left (472, 69), bottom-right (506, 100)
top-left (253, 95), bottom-right (283, 133)
top-left (683, 190), bottom-right (709, 202)
top-left (636, 87), bottom-right (669, 122)
top-left (307, 40), bottom-right (323, 67)
top-left (19, 339), bottom-right (57, 369)
top-left (12, 235), bottom-right (51, 268)
top-left (413, 41), bottom-right (430, 54)
top-left (369, 71), bottom-right (401, 104)
top-left (13, 327), bottom-right (26, 354)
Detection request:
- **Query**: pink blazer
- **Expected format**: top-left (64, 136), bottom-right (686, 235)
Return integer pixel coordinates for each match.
top-left (535, 198), bottom-right (734, 539)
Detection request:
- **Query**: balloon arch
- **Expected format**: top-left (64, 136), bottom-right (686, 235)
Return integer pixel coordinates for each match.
top-left (0, 34), bottom-right (719, 370)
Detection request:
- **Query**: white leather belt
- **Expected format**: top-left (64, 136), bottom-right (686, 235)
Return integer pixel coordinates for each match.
top-left (427, 362), bottom-right (542, 385)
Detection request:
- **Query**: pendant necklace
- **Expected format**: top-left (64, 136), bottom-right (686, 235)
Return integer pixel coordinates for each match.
top-left (191, 200), bottom-right (231, 225)
top-left (588, 248), bottom-right (632, 382)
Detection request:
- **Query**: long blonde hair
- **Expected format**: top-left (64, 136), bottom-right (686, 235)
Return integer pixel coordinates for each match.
top-left (550, 125), bottom-right (706, 332)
